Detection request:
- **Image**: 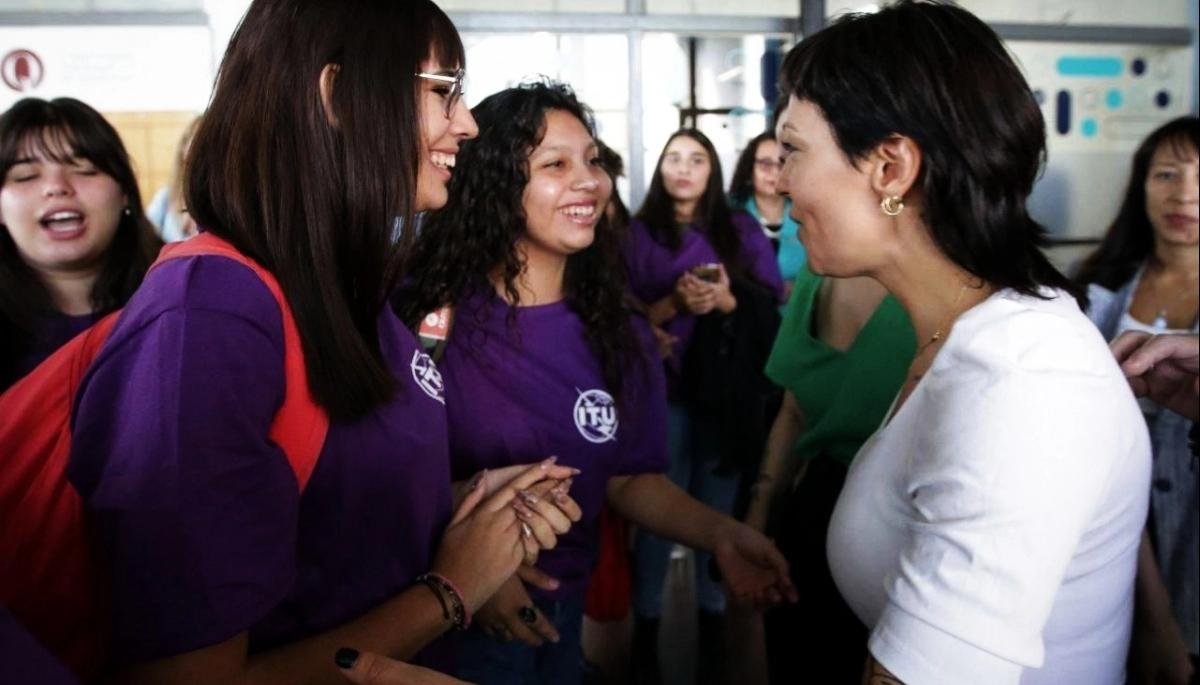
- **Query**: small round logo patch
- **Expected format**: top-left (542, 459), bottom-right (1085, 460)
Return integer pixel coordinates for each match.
top-left (410, 350), bottom-right (444, 404)
top-left (574, 389), bottom-right (618, 443)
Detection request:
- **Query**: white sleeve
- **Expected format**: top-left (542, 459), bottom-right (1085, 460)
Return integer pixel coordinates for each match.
top-left (869, 310), bottom-right (1136, 685)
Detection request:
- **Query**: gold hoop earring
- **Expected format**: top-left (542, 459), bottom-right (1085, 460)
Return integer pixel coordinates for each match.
top-left (880, 195), bottom-right (904, 217)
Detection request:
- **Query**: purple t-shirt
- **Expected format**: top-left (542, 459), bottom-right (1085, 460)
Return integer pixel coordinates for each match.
top-left (67, 256), bottom-right (453, 665)
top-left (3, 311), bottom-right (102, 392)
top-left (0, 607), bottom-right (82, 685)
top-left (438, 293), bottom-right (670, 601)
top-left (622, 212), bottom-right (784, 396)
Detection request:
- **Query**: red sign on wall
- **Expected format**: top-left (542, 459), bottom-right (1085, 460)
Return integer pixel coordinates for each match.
top-left (2, 49), bottom-right (45, 92)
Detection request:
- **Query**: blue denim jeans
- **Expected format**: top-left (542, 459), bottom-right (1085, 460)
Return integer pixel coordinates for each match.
top-left (453, 594), bottom-right (585, 685)
top-left (633, 402), bottom-right (741, 617)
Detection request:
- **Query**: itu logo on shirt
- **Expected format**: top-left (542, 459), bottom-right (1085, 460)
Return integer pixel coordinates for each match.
top-left (574, 389), bottom-right (618, 443)
top-left (410, 350), bottom-right (445, 404)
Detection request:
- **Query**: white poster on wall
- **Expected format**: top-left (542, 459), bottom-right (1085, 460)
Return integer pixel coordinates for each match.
top-left (0, 25), bottom-right (215, 112)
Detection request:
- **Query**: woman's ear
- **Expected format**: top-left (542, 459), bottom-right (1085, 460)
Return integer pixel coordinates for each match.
top-left (868, 134), bottom-right (921, 200)
top-left (319, 63), bottom-right (340, 127)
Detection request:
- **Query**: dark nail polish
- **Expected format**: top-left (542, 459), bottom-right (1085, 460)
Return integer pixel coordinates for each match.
top-left (335, 647), bottom-right (359, 670)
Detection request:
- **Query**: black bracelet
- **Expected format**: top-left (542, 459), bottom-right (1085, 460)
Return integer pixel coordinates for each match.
top-left (417, 575), bottom-right (451, 622)
top-left (416, 573), bottom-right (470, 631)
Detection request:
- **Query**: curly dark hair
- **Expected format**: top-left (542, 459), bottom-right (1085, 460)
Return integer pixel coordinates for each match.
top-left (396, 80), bottom-right (648, 405)
top-left (1074, 116), bottom-right (1199, 291)
top-left (636, 129), bottom-right (750, 283)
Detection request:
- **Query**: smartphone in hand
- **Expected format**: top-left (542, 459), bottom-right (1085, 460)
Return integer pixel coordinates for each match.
top-left (691, 263), bottom-right (720, 283)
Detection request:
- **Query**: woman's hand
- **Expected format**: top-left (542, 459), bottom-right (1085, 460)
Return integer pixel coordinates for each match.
top-left (474, 576), bottom-right (561, 647)
top-left (432, 460), bottom-right (567, 614)
top-left (650, 324), bottom-right (680, 359)
top-left (675, 271), bottom-right (716, 315)
top-left (335, 648), bottom-right (472, 685)
top-left (512, 477), bottom-right (582, 566)
top-left (712, 520), bottom-right (797, 611)
top-left (675, 265), bottom-right (736, 315)
top-left (450, 460), bottom-right (579, 510)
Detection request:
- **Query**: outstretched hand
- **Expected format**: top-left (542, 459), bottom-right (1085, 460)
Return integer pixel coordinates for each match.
top-left (712, 521), bottom-right (798, 611)
top-left (1112, 331), bottom-right (1199, 422)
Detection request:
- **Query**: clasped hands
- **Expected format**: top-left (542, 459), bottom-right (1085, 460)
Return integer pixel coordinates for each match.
top-left (432, 459), bottom-right (582, 618)
top-left (675, 264), bottom-right (736, 316)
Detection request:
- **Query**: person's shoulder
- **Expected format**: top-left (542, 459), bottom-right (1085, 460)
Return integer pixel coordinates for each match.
top-left (946, 288), bottom-right (1113, 377)
top-left (122, 253), bottom-right (284, 338)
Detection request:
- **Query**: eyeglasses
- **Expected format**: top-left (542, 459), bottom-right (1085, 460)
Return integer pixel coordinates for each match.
top-left (754, 158), bottom-right (783, 171)
top-left (417, 68), bottom-right (466, 119)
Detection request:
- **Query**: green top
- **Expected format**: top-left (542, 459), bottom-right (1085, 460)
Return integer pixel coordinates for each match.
top-left (765, 266), bottom-right (916, 467)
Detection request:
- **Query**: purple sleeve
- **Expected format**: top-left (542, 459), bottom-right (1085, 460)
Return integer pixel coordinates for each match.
top-left (68, 258), bottom-right (300, 663)
top-left (0, 608), bottom-right (82, 685)
top-left (612, 317), bottom-right (671, 476)
top-left (732, 211), bottom-right (785, 303)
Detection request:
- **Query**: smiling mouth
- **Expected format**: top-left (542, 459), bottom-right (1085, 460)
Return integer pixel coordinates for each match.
top-left (431, 151), bottom-right (456, 171)
top-left (40, 210), bottom-right (85, 233)
top-left (560, 205), bottom-right (596, 219)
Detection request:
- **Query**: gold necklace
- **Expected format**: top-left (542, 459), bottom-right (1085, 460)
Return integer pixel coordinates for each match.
top-left (1146, 266), bottom-right (1199, 329)
top-left (915, 281), bottom-right (970, 359)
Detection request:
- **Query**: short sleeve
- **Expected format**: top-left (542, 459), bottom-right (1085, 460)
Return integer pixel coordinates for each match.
top-left (611, 317), bottom-right (670, 476)
top-left (870, 310), bottom-right (1144, 685)
top-left (68, 258), bottom-right (300, 663)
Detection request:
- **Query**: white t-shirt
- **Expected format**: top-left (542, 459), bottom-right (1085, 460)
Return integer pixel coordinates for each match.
top-left (828, 288), bottom-right (1151, 685)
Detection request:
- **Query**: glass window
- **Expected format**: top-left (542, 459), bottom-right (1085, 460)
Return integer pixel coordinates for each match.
top-left (648, 0), bottom-right (800, 17)
top-left (440, 0), bottom-right (625, 12)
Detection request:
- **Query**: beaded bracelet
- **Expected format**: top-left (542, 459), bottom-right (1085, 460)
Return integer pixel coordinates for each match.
top-left (416, 572), bottom-right (471, 631)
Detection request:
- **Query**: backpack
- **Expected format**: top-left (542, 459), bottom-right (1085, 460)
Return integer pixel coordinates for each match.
top-left (0, 233), bottom-right (330, 681)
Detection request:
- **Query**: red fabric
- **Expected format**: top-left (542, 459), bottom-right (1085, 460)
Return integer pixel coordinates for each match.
top-left (583, 504), bottom-right (633, 623)
top-left (0, 233), bottom-right (328, 680)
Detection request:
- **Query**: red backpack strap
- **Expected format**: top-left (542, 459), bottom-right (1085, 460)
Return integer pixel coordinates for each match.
top-left (154, 234), bottom-right (329, 489)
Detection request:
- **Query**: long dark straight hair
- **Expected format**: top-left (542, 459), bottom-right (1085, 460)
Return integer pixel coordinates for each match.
top-left (397, 81), bottom-right (648, 406)
top-left (0, 97), bottom-right (161, 388)
top-left (185, 0), bottom-right (464, 420)
top-left (780, 0), bottom-right (1083, 305)
top-left (1074, 116), bottom-right (1199, 291)
top-left (636, 129), bottom-right (749, 282)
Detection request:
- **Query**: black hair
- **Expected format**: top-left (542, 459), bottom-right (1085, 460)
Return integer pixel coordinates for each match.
top-left (779, 0), bottom-right (1083, 304)
top-left (0, 97), bottom-right (162, 390)
top-left (185, 0), bottom-right (464, 420)
top-left (728, 131), bottom-right (777, 207)
top-left (1074, 116), bottom-right (1199, 290)
top-left (636, 129), bottom-right (751, 283)
top-left (397, 80), bottom-right (648, 405)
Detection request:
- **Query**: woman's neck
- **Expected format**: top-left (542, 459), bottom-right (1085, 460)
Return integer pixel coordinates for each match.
top-left (1150, 242), bottom-right (1200, 278)
top-left (875, 230), bottom-right (993, 357)
top-left (493, 242), bottom-right (566, 307)
top-left (673, 199), bottom-right (698, 225)
top-left (41, 268), bottom-right (99, 316)
top-left (755, 193), bottom-right (785, 224)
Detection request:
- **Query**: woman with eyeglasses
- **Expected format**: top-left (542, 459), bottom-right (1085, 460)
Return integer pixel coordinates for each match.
top-left (728, 131), bottom-right (806, 301)
top-left (65, 1), bottom-right (576, 683)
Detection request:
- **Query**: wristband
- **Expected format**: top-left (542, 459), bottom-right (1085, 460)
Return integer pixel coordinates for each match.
top-left (417, 572), bottom-right (471, 631)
